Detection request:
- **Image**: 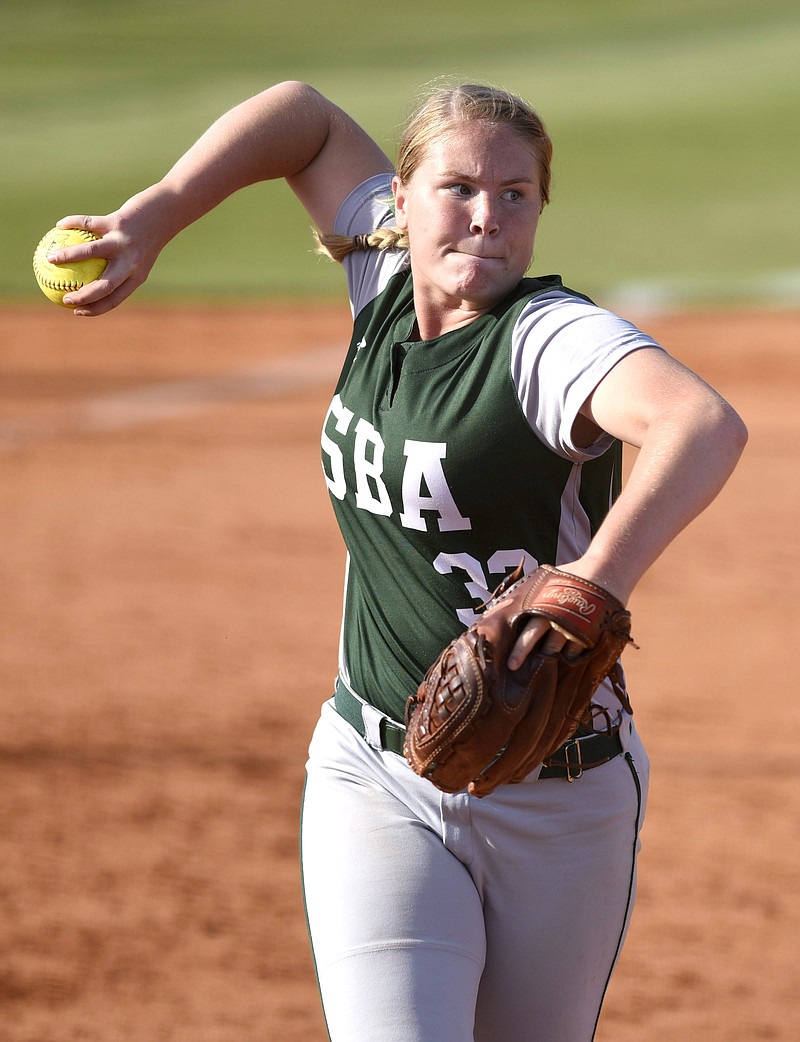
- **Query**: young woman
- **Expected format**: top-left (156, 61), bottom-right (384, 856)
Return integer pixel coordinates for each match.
top-left (50, 80), bottom-right (747, 1041)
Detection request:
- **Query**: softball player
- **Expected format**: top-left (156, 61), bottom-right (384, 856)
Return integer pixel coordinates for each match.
top-left (52, 79), bottom-right (747, 1041)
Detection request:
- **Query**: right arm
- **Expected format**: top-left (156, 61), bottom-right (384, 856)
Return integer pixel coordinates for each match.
top-left (50, 81), bottom-right (392, 315)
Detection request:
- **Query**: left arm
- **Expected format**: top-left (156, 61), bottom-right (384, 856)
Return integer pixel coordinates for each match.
top-left (508, 347), bottom-right (748, 666)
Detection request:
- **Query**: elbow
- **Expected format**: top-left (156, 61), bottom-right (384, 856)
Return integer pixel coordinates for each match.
top-left (272, 79), bottom-right (312, 93)
top-left (253, 80), bottom-right (325, 113)
top-left (270, 80), bottom-right (326, 106)
top-left (721, 400), bottom-right (748, 455)
top-left (707, 395), bottom-right (749, 470)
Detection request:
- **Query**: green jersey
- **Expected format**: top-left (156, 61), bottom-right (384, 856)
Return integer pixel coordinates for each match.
top-left (323, 175), bottom-right (662, 723)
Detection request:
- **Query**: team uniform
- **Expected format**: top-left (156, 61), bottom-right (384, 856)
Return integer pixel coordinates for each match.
top-left (301, 174), bottom-right (656, 1042)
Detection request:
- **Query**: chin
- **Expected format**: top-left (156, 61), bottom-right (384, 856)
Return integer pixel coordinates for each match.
top-left (452, 270), bottom-right (519, 307)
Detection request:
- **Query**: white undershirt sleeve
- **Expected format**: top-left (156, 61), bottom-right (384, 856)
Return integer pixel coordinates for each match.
top-left (333, 173), bottom-right (409, 319)
top-left (510, 292), bottom-right (665, 461)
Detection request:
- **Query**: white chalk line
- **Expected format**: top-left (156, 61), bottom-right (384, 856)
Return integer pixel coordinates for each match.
top-left (0, 344), bottom-right (343, 452)
top-left (606, 267), bottom-right (800, 314)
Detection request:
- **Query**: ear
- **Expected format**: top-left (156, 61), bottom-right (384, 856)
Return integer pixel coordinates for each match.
top-left (392, 175), bottom-right (409, 229)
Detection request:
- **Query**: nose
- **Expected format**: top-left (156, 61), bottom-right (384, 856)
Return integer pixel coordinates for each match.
top-left (469, 194), bottom-right (499, 235)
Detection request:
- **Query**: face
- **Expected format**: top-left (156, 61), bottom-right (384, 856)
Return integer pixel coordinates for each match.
top-left (392, 120), bottom-right (543, 333)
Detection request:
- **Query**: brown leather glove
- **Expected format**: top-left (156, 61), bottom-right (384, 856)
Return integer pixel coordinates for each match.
top-left (404, 564), bottom-right (636, 797)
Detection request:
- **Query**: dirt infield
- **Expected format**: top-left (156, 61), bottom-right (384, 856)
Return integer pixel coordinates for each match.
top-left (1, 304), bottom-right (797, 1041)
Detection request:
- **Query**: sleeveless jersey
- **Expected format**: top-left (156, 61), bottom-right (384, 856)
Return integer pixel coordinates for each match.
top-left (322, 176), bottom-right (662, 724)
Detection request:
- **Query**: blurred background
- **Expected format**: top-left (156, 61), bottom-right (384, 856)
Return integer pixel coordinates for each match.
top-left (3, 4), bottom-right (799, 1041)
top-left (4, 0), bottom-right (799, 308)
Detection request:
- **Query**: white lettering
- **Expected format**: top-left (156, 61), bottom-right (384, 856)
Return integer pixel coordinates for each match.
top-left (433, 552), bottom-right (488, 626)
top-left (321, 395), bottom-right (354, 500)
top-left (435, 549), bottom-right (539, 627)
top-left (354, 418), bottom-right (392, 515)
top-left (486, 549), bottom-right (537, 582)
top-left (400, 440), bottom-right (472, 533)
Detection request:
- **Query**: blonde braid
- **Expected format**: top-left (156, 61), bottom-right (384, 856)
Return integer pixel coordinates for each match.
top-left (313, 226), bottom-right (409, 263)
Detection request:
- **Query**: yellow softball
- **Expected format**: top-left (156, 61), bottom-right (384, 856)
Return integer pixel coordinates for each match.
top-left (32, 227), bottom-right (107, 308)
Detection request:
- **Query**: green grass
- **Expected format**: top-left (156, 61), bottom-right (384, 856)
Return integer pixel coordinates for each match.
top-left (4, 0), bottom-right (799, 305)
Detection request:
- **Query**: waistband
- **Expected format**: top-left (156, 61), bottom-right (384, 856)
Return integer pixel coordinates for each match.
top-left (334, 679), bottom-right (407, 756)
top-left (332, 678), bottom-right (623, 783)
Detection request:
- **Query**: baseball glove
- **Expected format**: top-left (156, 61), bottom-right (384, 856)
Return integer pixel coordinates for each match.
top-left (404, 564), bottom-right (636, 797)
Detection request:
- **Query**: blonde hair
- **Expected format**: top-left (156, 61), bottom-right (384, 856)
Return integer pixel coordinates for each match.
top-left (314, 82), bottom-right (552, 262)
top-left (314, 226), bottom-right (409, 264)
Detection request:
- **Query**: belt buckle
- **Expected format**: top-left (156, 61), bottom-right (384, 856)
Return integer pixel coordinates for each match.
top-left (564, 737), bottom-right (583, 782)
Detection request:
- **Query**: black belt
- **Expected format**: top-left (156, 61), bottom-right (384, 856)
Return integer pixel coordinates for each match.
top-left (334, 682), bottom-right (408, 756)
top-left (538, 729), bottom-right (623, 782)
top-left (333, 681), bottom-right (624, 783)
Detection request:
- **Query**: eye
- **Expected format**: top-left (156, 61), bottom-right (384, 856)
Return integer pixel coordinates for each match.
top-left (503, 188), bottom-right (523, 202)
top-left (446, 183), bottom-right (473, 197)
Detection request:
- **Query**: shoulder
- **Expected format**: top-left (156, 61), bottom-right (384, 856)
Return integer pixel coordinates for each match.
top-left (511, 284), bottom-right (663, 364)
top-left (507, 282), bottom-right (665, 460)
top-left (334, 174), bottom-right (410, 318)
top-left (334, 173), bottom-right (396, 236)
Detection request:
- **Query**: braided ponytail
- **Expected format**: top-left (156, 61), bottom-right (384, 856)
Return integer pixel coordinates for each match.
top-left (313, 226), bottom-right (409, 263)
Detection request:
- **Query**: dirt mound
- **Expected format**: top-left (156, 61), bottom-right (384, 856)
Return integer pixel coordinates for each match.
top-left (1, 305), bottom-right (796, 1041)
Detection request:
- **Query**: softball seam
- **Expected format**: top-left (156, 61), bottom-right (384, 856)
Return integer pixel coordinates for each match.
top-left (33, 229), bottom-right (104, 297)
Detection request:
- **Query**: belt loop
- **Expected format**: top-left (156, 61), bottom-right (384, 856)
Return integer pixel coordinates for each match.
top-left (564, 737), bottom-right (583, 782)
top-left (361, 702), bottom-right (386, 751)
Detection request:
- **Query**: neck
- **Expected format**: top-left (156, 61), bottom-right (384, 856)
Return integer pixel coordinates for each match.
top-left (411, 298), bottom-right (489, 341)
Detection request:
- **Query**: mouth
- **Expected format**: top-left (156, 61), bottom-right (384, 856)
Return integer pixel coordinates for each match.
top-left (450, 248), bottom-right (504, 262)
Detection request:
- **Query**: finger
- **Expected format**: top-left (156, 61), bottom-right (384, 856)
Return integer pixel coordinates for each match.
top-left (56, 214), bottom-right (111, 234)
top-left (562, 639), bottom-right (587, 662)
top-left (48, 228), bottom-right (113, 269)
top-left (540, 629), bottom-right (568, 656)
top-left (47, 242), bottom-right (104, 267)
top-left (62, 278), bottom-right (114, 309)
top-left (50, 215), bottom-right (116, 263)
top-left (69, 277), bottom-right (142, 317)
top-left (508, 618), bottom-right (564, 670)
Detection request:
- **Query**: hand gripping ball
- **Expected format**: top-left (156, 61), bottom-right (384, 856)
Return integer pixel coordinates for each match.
top-left (33, 227), bottom-right (106, 308)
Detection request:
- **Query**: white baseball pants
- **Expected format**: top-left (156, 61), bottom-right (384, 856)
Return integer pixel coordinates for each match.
top-left (301, 699), bottom-right (649, 1042)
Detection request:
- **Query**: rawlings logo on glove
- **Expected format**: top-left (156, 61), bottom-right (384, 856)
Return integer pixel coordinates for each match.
top-left (404, 564), bottom-right (637, 797)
